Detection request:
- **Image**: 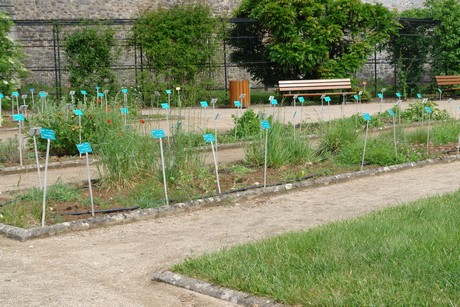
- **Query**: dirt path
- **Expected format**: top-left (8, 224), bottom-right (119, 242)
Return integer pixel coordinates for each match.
top-left (1, 160), bottom-right (459, 306)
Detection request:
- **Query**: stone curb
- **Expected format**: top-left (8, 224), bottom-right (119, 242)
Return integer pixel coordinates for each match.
top-left (153, 271), bottom-right (284, 307)
top-left (1, 154), bottom-right (459, 241)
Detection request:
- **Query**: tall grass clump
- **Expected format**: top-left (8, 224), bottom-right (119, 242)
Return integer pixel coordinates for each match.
top-left (173, 190), bottom-right (460, 305)
top-left (430, 119), bottom-right (460, 145)
top-left (244, 122), bottom-right (314, 167)
top-left (0, 138), bottom-right (19, 164)
top-left (318, 118), bottom-right (358, 156)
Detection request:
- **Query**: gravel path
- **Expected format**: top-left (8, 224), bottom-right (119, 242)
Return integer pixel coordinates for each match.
top-left (1, 160), bottom-right (459, 306)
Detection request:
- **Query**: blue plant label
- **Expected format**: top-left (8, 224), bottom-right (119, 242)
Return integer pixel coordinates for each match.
top-left (95, 86), bottom-right (100, 90)
top-left (270, 99), bottom-right (278, 105)
top-left (425, 106), bottom-right (432, 114)
top-left (200, 101), bottom-right (209, 108)
top-left (387, 109), bottom-right (395, 117)
top-left (354, 94), bottom-right (359, 100)
top-left (41, 128), bottom-right (56, 141)
top-left (0, 94), bottom-right (3, 98)
top-left (298, 97), bottom-right (305, 103)
top-left (165, 89), bottom-right (171, 94)
top-left (234, 101), bottom-right (242, 107)
top-left (378, 93), bottom-right (383, 99)
top-left (203, 133), bottom-right (216, 143)
top-left (81, 90), bottom-right (87, 95)
top-left (161, 103), bottom-right (170, 109)
top-left (324, 96), bottom-right (331, 102)
top-left (417, 93), bottom-right (422, 99)
top-left (30, 88), bottom-right (35, 93)
top-left (261, 120), bottom-right (271, 130)
top-left (121, 88), bottom-right (128, 94)
top-left (77, 142), bottom-right (93, 154)
top-left (396, 92), bottom-right (401, 98)
top-left (120, 107), bottom-right (129, 114)
top-left (13, 114), bottom-right (24, 121)
top-left (73, 109), bottom-right (83, 116)
top-left (152, 129), bottom-right (166, 139)
top-left (12, 91), bottom-right (19, 97)
top-left (438, 88), bottom-right (442, 93)
top-left (98, 92), bottom-right (104, 97)
top-left (363, 113), bottom-right (371, 121)
top-left (39, 91), bottom-right (47, 98)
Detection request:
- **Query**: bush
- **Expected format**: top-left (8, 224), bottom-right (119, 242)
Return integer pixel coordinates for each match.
top-left (318, 118), bottom-right (359, 156)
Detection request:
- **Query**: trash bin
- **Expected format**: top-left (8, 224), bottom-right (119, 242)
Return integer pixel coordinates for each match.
top-left (229, 80), bottom-right (251, 107)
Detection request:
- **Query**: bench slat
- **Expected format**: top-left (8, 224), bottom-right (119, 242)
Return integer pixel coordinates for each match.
top-left (435, 75), bottom-right (460, 86)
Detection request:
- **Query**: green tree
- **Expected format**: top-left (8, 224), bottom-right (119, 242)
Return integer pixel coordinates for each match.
top-left (0, 12), bottom-right (27, 95)
top-left (133, 4), bottom-right (221, 86)
top-left (229, 0), bottom-right (398, 86)
top-left (63, 25), bottom-right (118, 92)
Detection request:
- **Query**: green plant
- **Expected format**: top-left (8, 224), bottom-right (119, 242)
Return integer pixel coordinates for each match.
top-left (401, 100), bottom-right (450, 122)
top-left (0, 138), bottom-right (19, 164)
top-left (230, 109), bottom-right (263, 139)
top-left (63, 24), bottom-right (119, 93)
top-left (133, 4), bottom-right (222, 102)
top-left (318, 118), bottom-right (359, 156)
top-left (245, 122), bottom-right (313, 167)
top-left (0, 12), bottom-right (27, 95)
top-left (229, 0), bottom-right (399, 86)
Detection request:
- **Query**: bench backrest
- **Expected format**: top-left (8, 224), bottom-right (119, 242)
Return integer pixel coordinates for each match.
top-left (435, 75), bottom-right (460, 86)
top-left (279, 78), bottom-right (352, 92)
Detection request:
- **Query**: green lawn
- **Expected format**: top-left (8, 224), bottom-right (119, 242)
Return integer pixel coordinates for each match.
top-left (173, 190), bottom-right (460, 305)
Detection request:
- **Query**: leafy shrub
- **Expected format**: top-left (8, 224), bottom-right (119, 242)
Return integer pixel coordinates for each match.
top-left (401, 100), bottom-right (450, 122)
top-left (0, 138), bottom-right (19, 164)
top-left (230, 109), bottom-right (263, 140)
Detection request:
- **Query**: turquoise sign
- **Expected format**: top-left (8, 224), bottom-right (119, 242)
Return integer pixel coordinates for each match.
top-left (165, 89), bottom-right (171, 94)
top-left (298, 97), bottom-right (305, 103)
top-left (354, 94), bottom-right (359, 100)
top-left (438, 88), bottom-right (442, 93)
top-left (396, 92), bottom-right (401, 98)
top-left (324, 96), bottom-right (331, 102)
top-left (41, 128), bottom-right (56, 140)
top-left (81, 90), bottom-right (87, 95)
top-left (120, 108), bottom-right (129, 114)
top-left (387, 109), bottom-right (395, 117)
top-left (121, 88), bottom-right (128, 94)
top-left (39, 91), bottom-right (47, 97)
top-left (0, 94), bottom-right (4, 98)
top-left (13, 114), bottom-right (24, 121)
top-left (73, 109), bottom-right (83, 116)
top-left (260, 120), bottom-right (271, 130)
top-left (425, 106), bottom-right (432, 114)
top-left (378, 93), bottom-right (383, 99)
top-left (203, 133), bottom-right (216, 143)
top-left (161, 103), bottom-right (170, 109)
top-left (76, 142), bottom-right (93, 154)
top-left (417, 93), bottom-right (422, 99)
top-left (363, 113), bottom-right (371, 121)
top-left (234, 101), bottom-right (242, 107)
top-left (200, 101), bottom-right (209, 108)
top-left (152, 129), bottom-right (166, 139)
top-left (270, 99), bottom-right (278, 105)
top-left (98, 92), bottom-right (104, 97)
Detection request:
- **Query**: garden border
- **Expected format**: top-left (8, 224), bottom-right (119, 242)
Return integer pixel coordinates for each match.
top-left (1, 154), bottom-right (459, 241)
top-left (152, 271), bottom-right (284, 307)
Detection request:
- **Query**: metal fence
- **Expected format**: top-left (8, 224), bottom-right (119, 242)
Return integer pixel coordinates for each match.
top-left (11, 17), bottom-right (445, 102)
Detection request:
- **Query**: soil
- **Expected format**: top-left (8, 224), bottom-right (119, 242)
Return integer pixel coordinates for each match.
top-left (1, 159), bottom-right (460, 306)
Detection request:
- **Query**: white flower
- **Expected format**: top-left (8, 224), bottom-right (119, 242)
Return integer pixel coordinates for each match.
top-left (2, 80), bottom-right (8, 84)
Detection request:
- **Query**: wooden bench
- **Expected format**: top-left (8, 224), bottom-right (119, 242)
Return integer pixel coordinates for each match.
top-left (278, 78), bottom-right (355, 100)
top-left (435, 75), bottom-right (460, 95)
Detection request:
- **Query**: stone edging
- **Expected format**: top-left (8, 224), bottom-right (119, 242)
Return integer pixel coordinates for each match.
top-left (153, 271), bottom-right (284, 307)
top-left (1, 154), bottom-right (459, 241)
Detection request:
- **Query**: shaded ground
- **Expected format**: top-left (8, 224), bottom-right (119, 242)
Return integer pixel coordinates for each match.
top-left (1, 160), bottom-right (460, 306)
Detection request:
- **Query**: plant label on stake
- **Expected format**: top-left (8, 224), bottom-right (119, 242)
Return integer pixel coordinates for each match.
top-left (81, 90), bottom-right (87, 106)
top-left (298, 96), bottom-right (305, 132)
top-left (387, 109), bottom-right (398, 157)
top-left (417, 93), bottom-right (422, 100)
top-left (261, 120), bottom-right (270, 188)
top-left (425, 106), bottom-right (432, 153)
top-left (152, 129), bottom-right (169, 205)
top-left (161, 103), bottom-right (171, 144)
top-left (120, 107), bottom-right (129, 125)
top-left (203, 133), bottom-right (221, 194)
top-left (324, 96), bottom-right (331, 121)
top-left (213, 112), bottom-right (220, 162)
top-left (200, 101), bottom-right (209, 131)
top-left (73, 109), bottom-right (83, 146)
top-left (361, 113), bottom-right (371, 171)
top-left (13, 114), bottom-right (25, 166)
top-left (39, 91), bottom-right (47, 113)
top-left (40, 128), bottom-right (55, 227)
top-left (438, 88), bottom-right (442, 101)
top-left (121, 88), bottom-right (128, 109)
top-left (234, 101), bottom-right (242, 139)
top-left (98, 92), bottom-right (104, 109)
top-left (29, 127), bottom-right (43, 190)
top-left (30, 88), bottom-right (35, 108)
top-left (76, 142), bottom-right (95, 217)
top-left (11, 91), bottom-right (19, 114)
top-left (270, 98), bottom-right (278, 118)
top-left (0, 93), bottom-right (3, 127)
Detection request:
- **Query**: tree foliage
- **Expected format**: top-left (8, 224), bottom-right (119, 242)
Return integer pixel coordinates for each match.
top-left (133, 4), bottom-right (221, 85)
top-left (229, 0), bottom-right (399, 86)
top-left (63, 25), bottom-right (118, 92)
top-left (0, 12), bottom-right (27, 94)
